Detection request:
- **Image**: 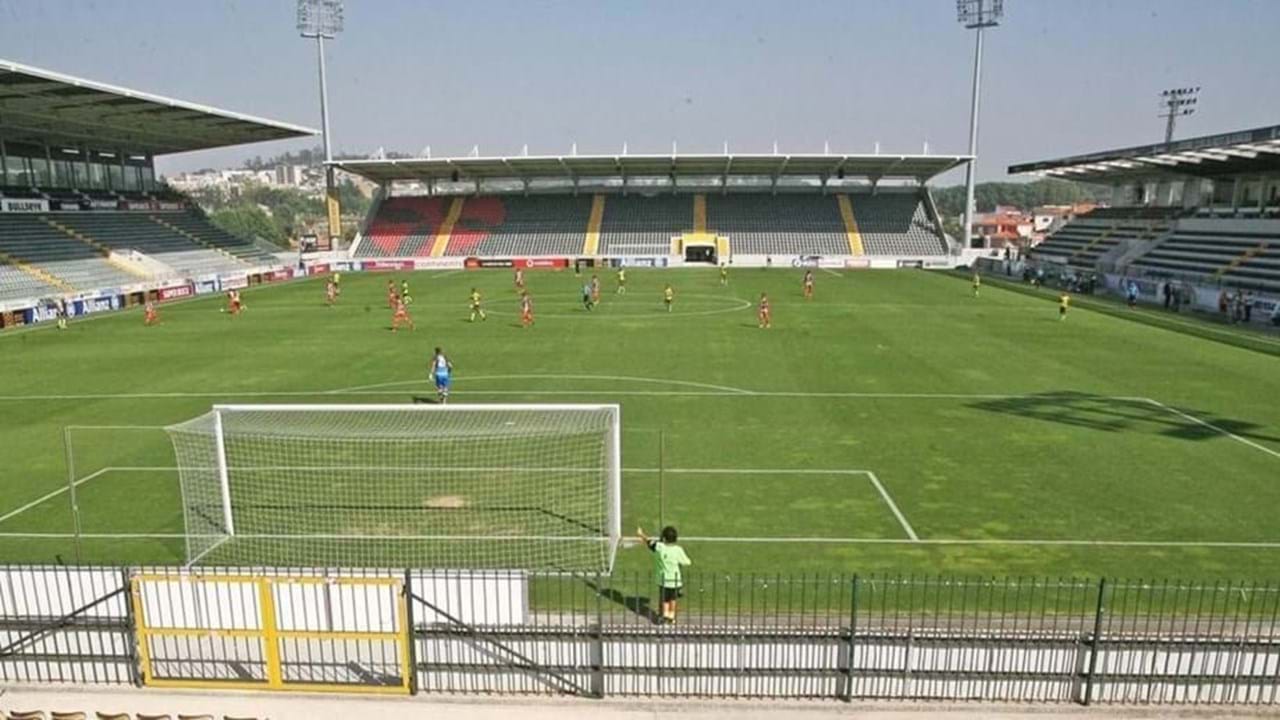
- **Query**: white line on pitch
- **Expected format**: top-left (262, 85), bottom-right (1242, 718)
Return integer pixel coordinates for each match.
top-left (2, 532), bottom-right (1277, 549)
top-left (680, 537), bottom-right (1280, 548)
top-left (1144, 398), bottom-right (1280, 462)
top-left (0, 389), bottom-right (1159, 401)
top-left (865, 471), bottom-right (918, 541)
top-left (820, 268), bottom-right (843, 277)
top-left (0, 467), bottom-right (112, 526)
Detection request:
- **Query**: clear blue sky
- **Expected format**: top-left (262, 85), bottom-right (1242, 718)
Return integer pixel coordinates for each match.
top-left (2, 0), bottom-right (1277, 185)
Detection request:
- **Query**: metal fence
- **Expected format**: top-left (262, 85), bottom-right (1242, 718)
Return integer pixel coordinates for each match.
top-left (2, 567), bottom-right (1278, 704)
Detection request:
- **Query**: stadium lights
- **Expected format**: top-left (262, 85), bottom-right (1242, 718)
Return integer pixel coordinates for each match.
top-left (956, 0), bottom-right (1002, 251)
top-left (297, 0), bottom-right (344, 247)
top-left (1159, 86), bottom-right (1201, 143)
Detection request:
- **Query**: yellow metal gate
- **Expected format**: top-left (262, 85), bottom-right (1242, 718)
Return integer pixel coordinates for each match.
top-left (131, 572), bottom-right (410, 694)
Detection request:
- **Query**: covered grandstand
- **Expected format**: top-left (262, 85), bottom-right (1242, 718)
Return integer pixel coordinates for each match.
top-left (1010, 124), bottom-right (1280, 298)
top-left (0, 58), bottom-right (317, 322)
top-left (331, 152), bottom-right (969, 264)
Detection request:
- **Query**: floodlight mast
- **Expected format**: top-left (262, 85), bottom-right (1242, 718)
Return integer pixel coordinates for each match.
top-left (297, 0), bottom-right (344, 248)
top-left (956, 0), bottom-right (1002, 251)
top-left (1159, 86), bottom-right (1200, 144)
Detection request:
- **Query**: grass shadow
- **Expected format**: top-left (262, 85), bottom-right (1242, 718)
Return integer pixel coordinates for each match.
top-left (968, 391), bottom-right (1280, 446)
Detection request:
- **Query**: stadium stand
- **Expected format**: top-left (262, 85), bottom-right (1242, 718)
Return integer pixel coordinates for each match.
top-left (0, 214), bottom-right (138, 291)
top-left (157, 212), bottom-right (278, 265)
top-left (1131, 218), bottom-right (1280, 291)
top-left (55, 213), bottom-right (252, 276)
top-left (597, 195), bottom-right (690, 255)
top-left (850, 193), bottom-right (948, 255)
top-left (359, 196), bottom-right (448, 257)
top-left (1030, 209), bottom-right (1174, 271)
top-left (0, 260), bottom-right (60, 302)
top-left (442, 195), bottom-right (592, 257)
top-left (704, 194), bottom-right (849, 255)
top-left (355, 192), bottom-right (952, 258)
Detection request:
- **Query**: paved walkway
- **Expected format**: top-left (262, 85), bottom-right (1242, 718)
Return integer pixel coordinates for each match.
top-left (1, 685), bottom-right (1276, 720)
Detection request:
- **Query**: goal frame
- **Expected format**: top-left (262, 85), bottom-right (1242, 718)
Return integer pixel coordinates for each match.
top-left (200, 403), bottom-right (623, 571)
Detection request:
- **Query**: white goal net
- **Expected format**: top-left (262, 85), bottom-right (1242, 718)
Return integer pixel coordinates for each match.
top-left (164, 404), bottom-right (621, 572)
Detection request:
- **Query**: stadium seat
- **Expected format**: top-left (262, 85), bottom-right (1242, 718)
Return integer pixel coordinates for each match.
top-left (93, 713), bottom-right (128, 720)
top-left (705, 194), bottom-right (852, 256)
top-left (443, 195), bottom-right (591, 257)
top-left (6, 712), bottom-right (47, 720)
top-left (175, 715), bottom-right (213, 720)
top-left (598, 195), bottom-right (690, 255)
top-left (358, 195), bottom-right (448, 257)
top-left (55, 213), bottom-right (255, 277)
top-left (136, 715), bottom-right (172, 720)
top-left (50, 713), bottom-right (87, 720)
top-left (1130, 219), bottom-right (1280, 291)
top-left (847, 194), bottom-right (948, 256)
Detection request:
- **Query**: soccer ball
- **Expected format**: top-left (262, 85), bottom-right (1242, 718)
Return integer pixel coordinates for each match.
top-left (219, 308), bottom-right (225, 313)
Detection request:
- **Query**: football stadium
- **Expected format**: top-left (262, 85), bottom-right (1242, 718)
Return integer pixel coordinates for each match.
top-left (1, 1), bottom-right (1279, 713)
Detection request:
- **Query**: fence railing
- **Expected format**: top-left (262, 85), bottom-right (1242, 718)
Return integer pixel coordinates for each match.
top-left (1, 567), bottom-right (1277, 704)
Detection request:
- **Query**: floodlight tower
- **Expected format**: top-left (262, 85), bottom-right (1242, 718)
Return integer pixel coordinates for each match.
top-left (1159, 87), bottom-right (1200, 143)
top-left (956, 0), bottom-right (1002, 250)
top-left (297, 0), bottom-right (344, 247)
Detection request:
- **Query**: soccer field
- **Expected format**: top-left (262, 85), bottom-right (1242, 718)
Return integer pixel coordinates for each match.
top-left (2, 267), bottom-right (1279, 579)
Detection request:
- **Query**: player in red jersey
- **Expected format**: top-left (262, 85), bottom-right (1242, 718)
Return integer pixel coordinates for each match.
top-left (757, 292), bottom-right (772, 329)
top-left (519, 290), bottom-right (534, 328)
top-left (803, 270), bottom-right (815, 300)
top-left (325, 279), bottom-right (338, 306)
top-left (391, 296), bottom-right (415, 332)
top-left (514, 267), bottom-right (526, 292)
top-left (227, 290), bottom-right (242, 316)
top-left (143, 301), bottom-right (159, 326)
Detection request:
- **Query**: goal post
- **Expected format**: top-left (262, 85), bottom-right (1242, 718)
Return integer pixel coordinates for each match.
top-left (164, 404), bottom-right (622, 572)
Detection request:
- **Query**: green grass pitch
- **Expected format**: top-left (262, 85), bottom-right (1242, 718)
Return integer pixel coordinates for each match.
top-left (2, 266), bottom-right (1279, 579)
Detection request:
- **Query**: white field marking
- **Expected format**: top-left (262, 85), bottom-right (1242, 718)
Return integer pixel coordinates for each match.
top-left (865, 471), bottom-right (918, 541)
top-left (0, 465), bottom-right (179, 527)
top-left (2, 532), bottom-right (1278, 550)
top-left (65, 425), bottom-right (168, 431)
top-left (0, 388), bottom-right (1162, 401)
top-left (820, 268), bottom-right (843, 277)
top-left (676, 537), bottom-right (1280, 548)
top-left (333, 374), bottom-right (755, 395)
top-left (0, 467), bottom-right (112, 526)
top-left (1143, 398), bottom-right (1280, 462)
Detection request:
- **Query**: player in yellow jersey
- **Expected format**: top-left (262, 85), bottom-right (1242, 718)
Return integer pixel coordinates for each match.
top-left (719, 263), bottom-right (729, 286)
top-left (663, 284), bottom-right (674, 312)
top-left (616, 267), bottom-right (627, 294)
top-left (1059, 291), bottom-right (1070, 320)
top-left (469, 288), bottom-right (487, 322)
top-left (972, 271), bottom-right (981, 298)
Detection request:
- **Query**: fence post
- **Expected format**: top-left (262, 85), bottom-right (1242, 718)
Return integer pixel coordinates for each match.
top-left (842, 574), bottom-right (859, 702)
top-left (1082, 577), bottom-right (1107, 706)
top-left (121, 568), bottom-right (141, 687)
top-left (403, 569), bottom-right (419, 695)
top-left (590, 572), bottom-right (606, 699)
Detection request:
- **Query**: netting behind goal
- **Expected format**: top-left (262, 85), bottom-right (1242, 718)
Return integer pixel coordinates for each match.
top-left (164, 404), bottom-right (621, 572)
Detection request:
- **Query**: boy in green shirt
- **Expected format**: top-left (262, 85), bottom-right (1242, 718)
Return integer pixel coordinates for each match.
top-left (638, 525), bottom-right (691, 625)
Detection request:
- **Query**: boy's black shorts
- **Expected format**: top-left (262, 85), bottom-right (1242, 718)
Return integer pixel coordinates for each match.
top-left (659, 586), bottom-right (683, 603)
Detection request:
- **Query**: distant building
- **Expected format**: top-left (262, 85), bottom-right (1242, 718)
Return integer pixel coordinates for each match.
top-left (274, 164), bottom-right (307, 186)
top-left (973, 206), bottom-right (1033, 249)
